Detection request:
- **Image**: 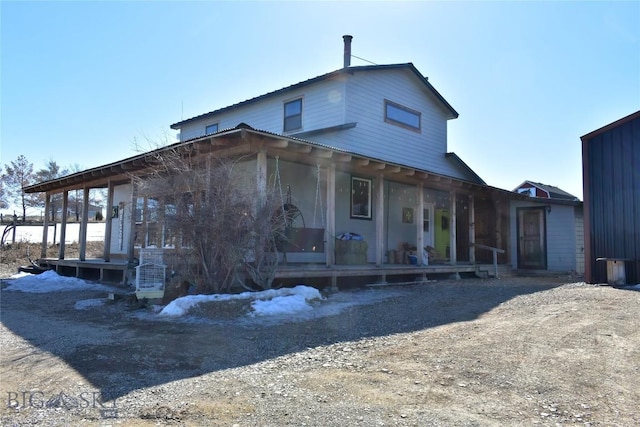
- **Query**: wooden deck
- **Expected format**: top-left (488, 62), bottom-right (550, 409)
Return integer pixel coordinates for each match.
top-left (36, 258), bottom-right (511, 289)
top-left (38, 258), bottom-right (130, 285)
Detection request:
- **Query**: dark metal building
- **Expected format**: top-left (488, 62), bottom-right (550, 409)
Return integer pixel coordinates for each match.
top-left (581, 110), bottom-right (640, 284)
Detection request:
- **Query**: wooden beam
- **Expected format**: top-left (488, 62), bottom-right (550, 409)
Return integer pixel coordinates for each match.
top-left (79, 187), bottom-right (90, 261)
top-left (355, 159), bottom-right (369, 167)
top-left (450, 190), bottom-right (457, 265)
top-left (41, 195), bottom-right (51, 259)
top-left (404, 169), bottom-right (415, 176)
top-left (257, 150), bottom-right (267, 206)
top-left (103, 180), bottom-right (114, 261)
top-left (416, 183), bottom-right (424, 265)
top-left (372, 162), bottom-right (386, 170)
top-left (325, 163), bottom-right (336, 269)
top-left (296, 145), bottom-right (313, 153)
top-left (388, 166), bottom-right (401, 173)
top-left (59, 191), bottom-right (68, 260)
top-left (312, 148), bottom-right (333, 158)
top-left (375, 173), bottom-right (385, 266)
top-left (469, 194), bottom-right (475, 264)
top-left (334, 154), bottom-right (352, 162)
top-left (267, 139), bottom-right (289, 149)
top-left (127, 183), bottom-right (138, 264)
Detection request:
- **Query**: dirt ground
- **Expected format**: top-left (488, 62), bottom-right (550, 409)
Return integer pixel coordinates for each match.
top-left (0, 251), bottom-right (639, 426)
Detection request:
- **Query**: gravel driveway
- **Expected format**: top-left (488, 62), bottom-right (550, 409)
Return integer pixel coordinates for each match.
top-left (1, 276), bottom-right (639, 426)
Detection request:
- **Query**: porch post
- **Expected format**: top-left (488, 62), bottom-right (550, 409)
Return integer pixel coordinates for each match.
top-left (79, 187), bottom-right (89, 261)
top-left (127, 183), bottom-right (137, 264)
top-left (41, 194), bottom-right (51, 259)
top-left (256, 149), bottom-right (267, 205)
top-left (449, 190), bottom-right (457, 264)
top-left (140, 197), bottom-right (148, 247)
top-left (103, 180), bottom-right (114, 261)
top-left (495, 198), bottom-right (504, 261)
top-left (416, 183), bottom-right (424, 265)
top-left (325, 163), bottom-right (336, 267)
top-left (469, 194), bottom-right (476, 264)
top-left (375, 173), bottom-right (385, 266)
top-left (59, 190), bottom-right (68, 260)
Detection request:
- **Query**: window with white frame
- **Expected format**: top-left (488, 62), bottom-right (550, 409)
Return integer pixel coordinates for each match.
top-left (384, 99), bottom-right (421, 131)
top-left (205, 123), bottom-right (219, 135)
top-left (283, 98), bottom-right (302, 132)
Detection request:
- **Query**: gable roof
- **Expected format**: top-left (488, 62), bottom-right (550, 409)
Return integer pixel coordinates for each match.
top-left (581, 110), bottom-right (640, 141)
top-left (170, 63), bottom-right (459, 130)
top-left (514, 180), bottom-right (578, 201)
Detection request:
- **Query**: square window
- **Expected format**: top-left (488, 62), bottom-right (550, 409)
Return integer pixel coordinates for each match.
top-left (350, 176), bottom-right (372, 220)
top-left (205, 123), bottom-right (219, 135)
top-left (284, 99), bottom-right (302, 132)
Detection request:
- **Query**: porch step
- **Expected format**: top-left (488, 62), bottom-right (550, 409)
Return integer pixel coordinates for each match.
top-left (475, 264), bottom-right (514, 279)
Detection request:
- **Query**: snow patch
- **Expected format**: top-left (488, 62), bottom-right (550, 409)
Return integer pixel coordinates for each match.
top-left (3, 270), bottom-right (113, 293)
top-left (160, 285), bottom-right (323, 317)
top-left (75, 298), bottom-right (107, 310)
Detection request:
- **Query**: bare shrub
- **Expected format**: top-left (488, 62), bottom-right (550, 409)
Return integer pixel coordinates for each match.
top-left (133, 147), bottom-right (285, 294)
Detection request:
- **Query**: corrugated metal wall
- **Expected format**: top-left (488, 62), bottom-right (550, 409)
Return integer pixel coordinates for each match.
top-left (583, 113), bottom-right (640, 284)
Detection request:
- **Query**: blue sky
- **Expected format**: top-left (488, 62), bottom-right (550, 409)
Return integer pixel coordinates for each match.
top-left (2, 1), bottom-right (639, 201)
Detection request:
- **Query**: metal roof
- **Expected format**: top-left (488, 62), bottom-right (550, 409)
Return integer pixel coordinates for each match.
top-left (170, 63), bottom-right (459, 129)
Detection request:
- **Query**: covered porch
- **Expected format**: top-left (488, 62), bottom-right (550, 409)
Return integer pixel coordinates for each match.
top-left (23, 125), bottom-right (516, 290)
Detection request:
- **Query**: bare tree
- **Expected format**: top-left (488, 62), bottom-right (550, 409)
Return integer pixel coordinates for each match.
top-left (134, 146), bottom-right (285, 294)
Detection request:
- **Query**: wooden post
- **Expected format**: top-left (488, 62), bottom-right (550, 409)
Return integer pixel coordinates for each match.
top-left (103, 180), bottom-right (114, 261)
top-left (469, 194), bottom-right (476, 264)
top-left (256, 149), bottom-right (267, 207)
top-left (325, 163), bottom-right (336, 268)
top-left (41, 194), bottom-right (51, 258)
top-left (127, 183), bottom-right (137, 264)
top-left (495, 199), bottom-right (503, 263)
top-left (375, 173), bottom-right (385, 266)
top-left (59, 191), bottom-right (69, 259)
top-left (416, 183), bottom-right (424, 265)
top-left (450, 190), bottom-right (457, 265)
top-left (79, 187), bottom-right (89, 261)
top-left (140, 197), bottom-right (148, 247)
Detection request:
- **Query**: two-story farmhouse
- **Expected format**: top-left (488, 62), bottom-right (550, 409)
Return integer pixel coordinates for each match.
top-left (24, 36), bottom-right (574, 291)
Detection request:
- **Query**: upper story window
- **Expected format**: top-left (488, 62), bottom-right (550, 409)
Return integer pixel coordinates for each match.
top-left (384, 99), bottom-right (421, 132)
top-left (283, 98), bottom-right (302, 132)
top-left (205, 123), bottom-right (219, 135)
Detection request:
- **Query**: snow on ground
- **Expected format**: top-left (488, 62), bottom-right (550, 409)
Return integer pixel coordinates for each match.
top-left (160, 285), bottom-right (324, 317)
top-left (2, 270), bottom-right (115, 293)
top-left (158, 284), bottom-right (408, 325)
top-left (74, 298), bottom-right (107, 310)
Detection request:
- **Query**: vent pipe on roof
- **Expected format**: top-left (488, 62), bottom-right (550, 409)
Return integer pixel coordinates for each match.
top-left (343, 35), bottom-right (353, 68)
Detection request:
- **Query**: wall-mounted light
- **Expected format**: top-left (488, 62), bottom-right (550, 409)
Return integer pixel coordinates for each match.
top-left (546, 204), bottom-right (552, 214)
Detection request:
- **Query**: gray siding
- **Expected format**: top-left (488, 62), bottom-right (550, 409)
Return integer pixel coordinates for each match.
top-left (315, 68), bottom-right (466, 179)
top-left (178, 77), bottom-right (346, 141)
top-left (575, 206), bottom-right (585, 274)
top-left (509, 201), bottom-right (578, 272)
top-left (583, 113), bottom-right (640, 283)
top-left (176, 67), bottom-right (467, 181)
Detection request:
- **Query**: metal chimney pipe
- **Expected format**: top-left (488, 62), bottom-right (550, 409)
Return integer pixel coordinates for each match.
top-left (343, 35), bottom-right (353, 68)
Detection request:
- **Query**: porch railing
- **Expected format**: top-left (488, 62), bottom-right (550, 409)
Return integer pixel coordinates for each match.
top-left (471, 243), bottom-right (506, 278)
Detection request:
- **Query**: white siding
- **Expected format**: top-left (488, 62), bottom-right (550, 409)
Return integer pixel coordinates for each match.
top-left (509, 201), bottom-right (578, 272)
top-left (178, 76), bottom-right (347, 141)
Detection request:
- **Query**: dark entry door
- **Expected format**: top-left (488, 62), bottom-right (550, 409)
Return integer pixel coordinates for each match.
top-left (517, 207), bottom-right (546, 269)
